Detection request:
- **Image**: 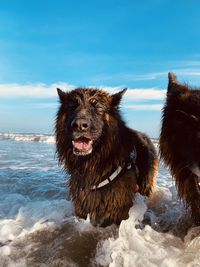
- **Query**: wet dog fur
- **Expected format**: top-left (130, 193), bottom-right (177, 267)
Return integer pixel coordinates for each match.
top-left (160, 73), bottom-right (200, 223)
top-left (56, 87), bottom-right (158, 226)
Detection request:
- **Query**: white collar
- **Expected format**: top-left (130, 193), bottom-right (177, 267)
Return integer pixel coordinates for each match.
top-left (91, 165), bottom-right (123, 190)
top-left (91, 146), bottom-right (137, 191)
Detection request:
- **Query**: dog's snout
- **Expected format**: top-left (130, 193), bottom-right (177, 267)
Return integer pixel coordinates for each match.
top-left (71, 117), bottom-right (90, 131)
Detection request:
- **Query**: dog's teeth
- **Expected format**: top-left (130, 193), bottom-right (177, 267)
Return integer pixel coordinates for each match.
top-left (198, 182), bottom-right (200, 187)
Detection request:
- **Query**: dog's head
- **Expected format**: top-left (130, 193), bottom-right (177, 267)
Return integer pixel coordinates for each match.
top-left (166, 72), bottom-right (200, 145)
top-left (161, 72), bottom-right (200, 193)
top-left (167, 72), bottom-right (200, 125)
top-left (56, 87), bottom-right (126, 157)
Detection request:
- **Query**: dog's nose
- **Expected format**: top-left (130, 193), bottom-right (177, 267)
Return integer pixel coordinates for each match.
top-left (71, 118), bottom-right (90, 131)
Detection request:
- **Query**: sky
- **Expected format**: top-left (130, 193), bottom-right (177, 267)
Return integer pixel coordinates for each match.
top-left (0, 0), bottom-right (200, 137)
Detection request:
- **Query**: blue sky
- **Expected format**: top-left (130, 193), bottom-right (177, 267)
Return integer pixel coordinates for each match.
top-left (0, 0), bottom-right (200, 137)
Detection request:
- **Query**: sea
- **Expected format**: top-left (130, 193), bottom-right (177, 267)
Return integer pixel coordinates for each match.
top-left (0, 132), bottom-right (200, 267)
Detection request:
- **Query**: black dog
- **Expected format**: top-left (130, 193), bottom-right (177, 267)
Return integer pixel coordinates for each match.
top-left (56, 87), bottom-right (158, 226)
top-left (160, 72), bottom-right (200, 223)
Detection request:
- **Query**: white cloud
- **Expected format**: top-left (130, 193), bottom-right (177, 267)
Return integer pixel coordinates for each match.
top-left (0, 82), bottom-right (75, 98)
top-left (124, 104), bottom-right (163, 111)
top-left (0, 82), bottom-right (166, 101)
top-left (90, 72), bottom-right (167, 83)
top-left (175, 68), bottom-right (200, 77)
top-left (25, 103), bottom-right (59, 109)
top-left (124, 88), bottom-right (165, 100)
top-left (90, 65), bottom-right (200, 84)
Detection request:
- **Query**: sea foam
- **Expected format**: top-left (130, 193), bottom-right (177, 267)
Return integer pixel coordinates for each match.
top-left (0, 136), bottom-right (200, 267)
top-left (0, 133), bottom-right (55, 144)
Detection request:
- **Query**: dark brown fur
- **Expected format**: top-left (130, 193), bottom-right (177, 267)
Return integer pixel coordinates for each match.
top-left (160, 73), bottom-right (200, 223)
top-left (56, 87), bottom-right (158, 226)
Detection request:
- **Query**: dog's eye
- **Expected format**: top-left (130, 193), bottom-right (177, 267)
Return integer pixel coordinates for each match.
top-left (90, 98), bottom-right (106, 113)
top-left (90, 98), bottom-right (98, 106)
top-left (68, 99), bottom-right (79, 110)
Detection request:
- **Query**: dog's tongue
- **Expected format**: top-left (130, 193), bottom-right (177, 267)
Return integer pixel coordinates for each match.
top-left (73, 139), bottom-right (93, 152)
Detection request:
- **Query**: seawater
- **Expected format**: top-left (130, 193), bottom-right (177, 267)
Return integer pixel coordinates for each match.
top-left (0, 133), bottom-right (200, 267)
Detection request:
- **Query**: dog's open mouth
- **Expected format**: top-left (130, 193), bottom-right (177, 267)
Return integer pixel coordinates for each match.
top-left (72, 137), bottom-right (93, 156)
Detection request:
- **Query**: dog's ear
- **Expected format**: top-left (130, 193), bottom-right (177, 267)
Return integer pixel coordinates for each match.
top-left (167, 72), bottom-right (188, 96)
top-left (168, 72), bottom-right (177, 85)
top-left (57, 88), bottom-right (66, 102)
top-left (111, 88), bottom-right (127, 107)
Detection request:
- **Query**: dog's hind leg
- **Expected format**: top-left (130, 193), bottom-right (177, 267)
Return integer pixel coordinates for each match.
top-left (133, 132), bottom-right (158, 196)
top-left (144, 158), bottom-right (158, 196)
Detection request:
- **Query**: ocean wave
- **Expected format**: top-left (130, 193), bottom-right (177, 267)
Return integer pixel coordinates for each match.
top-left (0, 133), bottom-right (55, 144)
top-left (0, 192), bottom-right (199, 267)
top-left (0, 132), bottom-right (158, 146)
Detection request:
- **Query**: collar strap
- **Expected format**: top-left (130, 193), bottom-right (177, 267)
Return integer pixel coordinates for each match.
top-left (91, 165), bottom-right (123, 190)
top-left (91, 146), bottom-right (137, 191)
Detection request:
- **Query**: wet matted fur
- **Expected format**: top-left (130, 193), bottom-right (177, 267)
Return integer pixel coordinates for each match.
top-left (160, 73), bottom-right (200, 223)
top-left (56, 87), bottom-right (158, 226)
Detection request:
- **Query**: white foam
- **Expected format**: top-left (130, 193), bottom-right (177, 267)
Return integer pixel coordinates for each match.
top-left (1, 135), bottom-right (200, 267)
top-left (94, 192), bottom-right (200, 267)
top-left (178, 227), bottom-right (200, 266)
top-left (95, 194), bottom-right (185, 267)
top-left (0, 199), bottom-right (73, 244)
top-left (0, 189), bottom-right (199, 267)
top-left (0, 132), bottom-right (55, 144)
top-left (0, 197), bottom-right (76, 267)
